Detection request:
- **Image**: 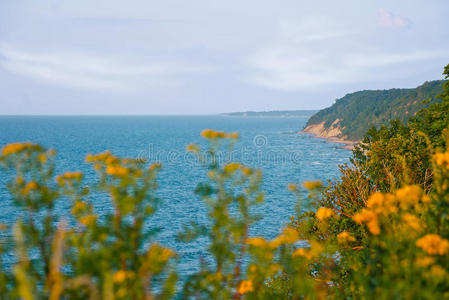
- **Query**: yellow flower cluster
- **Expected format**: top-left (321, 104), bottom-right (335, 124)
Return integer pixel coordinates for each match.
top-left (434, 152), bottom-right (449, 168)
top-left (353, 209), bottom-right (380, 235)
top-left (246, 228), bottom-right (299, 249)
top-left (85, 151), bottom-right (112, 163)
top-left (270, 227), bottom-right (299, 248)
top-left (21, 181), bottom-right (38, 196)
top-left (106, 165), bottom-right (129, 177)
top-left (337, 231), bottom-right (356, 244)
top-left (303, 181), bottom-right (323, 190)
top-left (1, 142), bottom-right (37, 156)
top-left (402, 213), bottom-right (424, 232)
top-left (287, 183), bottom-right (298, 191)
top-left (201, 129), bottom-right (239, 139)
top-left (353, 186), bottom-right (428, 235)
top-left (186, 143), bottom-right (200, 153)
top-left (71, 201), bottom-right (87, 214)
top-left (315, 207), bottom-right (335, 220)
top-left (238, 280), bottom-right (253, 294)
top-left (416, 234), bottom-right (449, 255)
top-left (79, 215), bottom-right (97, 226)
top-left (292, 241), bottom-right (323, 260)
top-left (56, 172), bottom-right (83, 185)
top-left (113, 270), bottom-right (135, 283)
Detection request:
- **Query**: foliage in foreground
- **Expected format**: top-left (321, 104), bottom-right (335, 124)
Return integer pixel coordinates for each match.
top-left (0, 65), bottom-right (447, 299)
top-left (0, 129), bottom-right (449, 299)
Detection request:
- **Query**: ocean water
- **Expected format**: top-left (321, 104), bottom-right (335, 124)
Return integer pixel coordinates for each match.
top-left (0, 116), bottom-right (351, 276)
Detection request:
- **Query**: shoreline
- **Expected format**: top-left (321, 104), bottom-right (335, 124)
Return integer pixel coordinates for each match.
top-left (299, 130), bottom-right (359, 150)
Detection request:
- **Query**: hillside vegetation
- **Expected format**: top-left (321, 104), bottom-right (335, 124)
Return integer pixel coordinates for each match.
top-left (304, 80), bottom-right (445, 140)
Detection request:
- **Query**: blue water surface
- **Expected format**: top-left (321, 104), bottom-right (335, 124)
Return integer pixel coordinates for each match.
top-left (0, 116), bottom-right (351, 276)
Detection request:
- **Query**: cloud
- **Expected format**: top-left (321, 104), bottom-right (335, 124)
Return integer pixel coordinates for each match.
top-left (245, 19), bottom-right (449, 91)
top-left (377, 9), bottom-right (410, 29)
top-left (0, 45), bottom-right (205, 92)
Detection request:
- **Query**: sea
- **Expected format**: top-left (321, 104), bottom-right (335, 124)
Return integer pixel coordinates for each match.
top-left (0, 115), bottom-right (351, 276)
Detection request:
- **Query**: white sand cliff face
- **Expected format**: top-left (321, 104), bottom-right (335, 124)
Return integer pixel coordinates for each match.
top-left (301, 119), bottom-right (358, 150)
top-left (303, 119), bottom-right (344, 139)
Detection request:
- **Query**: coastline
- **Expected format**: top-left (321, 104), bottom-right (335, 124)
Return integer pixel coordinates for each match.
top-left (300, 122), bottom-right (359, 150)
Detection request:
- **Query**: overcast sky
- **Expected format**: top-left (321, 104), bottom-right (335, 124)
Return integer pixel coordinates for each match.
top-left (0, 0), bottom-right (448, 115)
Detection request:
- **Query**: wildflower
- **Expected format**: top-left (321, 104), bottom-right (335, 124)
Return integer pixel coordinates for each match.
top-left (106, 165), bottom-right (129, 176)
top-left (416, 234), bottom-right (449, 255)
top-left (186, 143), bottom-right (199, 153)
top-left (270, 227), bottom-right (299, 247)
top-left (402, 213), bottom-right (423, 232)
top-left (415, 256), bottom-right (435, 267)
top-left (315, 207), bottom-right (335, 220)
top-left (71, 201), bottom-right (87, 214)
top-left (38, 154), bottom-right (47, 163)
top-left (287, 183), bottom-right (297, 191)
top-left (149, 163), bottom-right (162, 172)
top-left (353, 209), bottom-right (380, 235)
top-left (228, 132), bottom-right (239, 139)
top-left (293, 241), bottom-right (323, 259)
top-left (85, 151), bottom-right (111, 163)
top-left (246, 237), bottom-right (268, 247)
top-left (366, 192), bottom-right (397, 214)
top-left (430, 265), bottom-right (447, 277)
top-left (79, 215), bottom-right (97, 226)
top-left (113, 270), bottom-right (134, 283)
top-left (434, 152), bottom-right (449, 167)
top-left (242, 167), bottom-right (252, 176)
top-left (21, 181), bottom-right (38, 196)
top-left (303, 181), bottom-right (322, 190)
top-left (1, 142), bottom-right (36, 156)
top-left (160, 248), bottom-right (175, 262)
top-left (224, 162), bottom-right (242, 173)
top-left (238, 280), bottom-right (253, 294)
top-left (337, 231), bottom-right (356, 244)
top-left (16, 176), bottom-right (24, 185)
top-left (396, 185), bottom-right (423, 208)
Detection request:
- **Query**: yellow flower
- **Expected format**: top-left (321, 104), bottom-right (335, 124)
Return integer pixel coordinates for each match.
top-left (293, 241), bottom-right (323, 259)
top-left (337, 231), bottom-right (356, 244)
top-left (16, 176), bottom-right (24, 185)
top-left (21, 181), bottom-right (38, 196)
top-left (366, 192), bottom-right (397, 214)
top-left (201, 129), bottom-right (238, 139)
top-left (353, 209), bottom-right (380, 235)
top-left (434, 152), bottom-right (449, 167)
top-left (269, 227), bottom-right (299, 248)
top-left (287, 183), bottom-right (298, 191)
top-left (79, 215), bottom-right (97, 226)
top-left (415, 256), bottom-right (435, 267)
top-left (395, 185), bottom-right (423, 208)
top-left (38, 154), bottom-right (47, 163)
top-left (416, 234), bottom-right (449, 255)
top-left (186, 143), bottom-right (199, 153)
top-left (228, 132), bottom-right (239, 139)
top-left (224, 162), bottom-right (242, 173)
top-left (106, 165), bottom-right (129, 176)
top-left (1, 142), bottom-right (36, 156)
top-left (238, 280), bottom-right (253, 294)
top-left (85, 151), bottom-right (111, 163)
top-left (113, 270), bottom-right (134, 283)
top-left (303, 181), bottom-right (322, 190)
top-left (315, 207), bottom-right (335, 220)
top-left (402, 213), bottom-right (423, 232)
top-left (71, 201), bottom-right (87, 214)
top-left (246, 237), bottom-right (268, 247)
top-left (149, 163), bottom-right (162, 172)
top-left (430, 265), bottom-right (447, 277)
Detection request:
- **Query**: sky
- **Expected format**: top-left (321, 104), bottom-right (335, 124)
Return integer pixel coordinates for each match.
top-left (0, 0), bottom-right (448, 115)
